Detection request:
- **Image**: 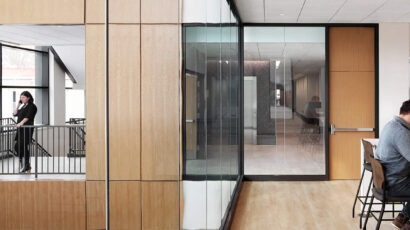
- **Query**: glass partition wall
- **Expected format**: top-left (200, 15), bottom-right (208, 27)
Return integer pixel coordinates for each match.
top-left (182, 0), bottom-right (240, 229)
top-left (244, 27), bottom-right (326, 176)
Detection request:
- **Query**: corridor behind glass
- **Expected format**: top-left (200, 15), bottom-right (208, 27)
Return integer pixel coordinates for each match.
top-left (244, 27), bottom-right (326, 175)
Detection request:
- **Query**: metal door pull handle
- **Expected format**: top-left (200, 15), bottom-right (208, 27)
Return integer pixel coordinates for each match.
top-left (330, 124), bottom-right (374, 135)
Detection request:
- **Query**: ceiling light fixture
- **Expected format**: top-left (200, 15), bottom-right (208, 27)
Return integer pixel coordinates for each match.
top-left (280, 13), bottom-right (285, 16)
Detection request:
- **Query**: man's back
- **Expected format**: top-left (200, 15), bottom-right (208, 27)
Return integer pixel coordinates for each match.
top-left (375, 116), bottom-right (410, 188)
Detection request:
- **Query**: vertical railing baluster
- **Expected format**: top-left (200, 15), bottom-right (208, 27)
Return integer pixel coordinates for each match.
top-left (35, 127), bottom-right (38, 178)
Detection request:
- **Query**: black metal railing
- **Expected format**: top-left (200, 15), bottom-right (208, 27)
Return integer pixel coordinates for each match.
top-left (0, 118), bottom-right (17, 160)
top-left (66, 118), bottom-right (86, 157)
top-left (0, 123), bottom-right (86, 177)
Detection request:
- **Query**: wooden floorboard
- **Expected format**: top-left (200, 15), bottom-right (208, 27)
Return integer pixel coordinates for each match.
top-left (231, 181), bottom-right (397, 230)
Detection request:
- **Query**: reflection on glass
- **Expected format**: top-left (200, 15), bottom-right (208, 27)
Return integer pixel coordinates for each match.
top-left (244, 27), bottom-right (326, 175)
top-left (1, 45), bottom-right (49, 124)
top-left (2, 46), bottom-right (48, 87)
top-left (182, 0), bottom-right (240, 229)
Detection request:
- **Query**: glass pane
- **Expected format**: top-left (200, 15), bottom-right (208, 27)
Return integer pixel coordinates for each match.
top-left (2, 46), bottom-right (47, 87)
top-left (182, 1), bottom-right (240, 229)
top-left (244, 26), bottom-right (326, 175)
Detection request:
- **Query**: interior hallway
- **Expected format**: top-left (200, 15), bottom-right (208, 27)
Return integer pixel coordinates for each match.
top-left (231, 181), bottom-right (397, 230)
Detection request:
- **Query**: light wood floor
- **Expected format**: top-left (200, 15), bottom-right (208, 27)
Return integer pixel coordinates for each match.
top-left (231, 181), bottom-right (397, 230)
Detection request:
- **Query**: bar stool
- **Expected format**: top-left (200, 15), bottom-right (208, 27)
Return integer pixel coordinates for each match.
top-left (363, 158), bottom-right (410, 230)
top-left (352, 139), bottom-right (374, 228)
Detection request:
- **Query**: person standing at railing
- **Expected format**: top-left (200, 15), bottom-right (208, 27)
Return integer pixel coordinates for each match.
top-left (12, 91), bottom-right (37, 173)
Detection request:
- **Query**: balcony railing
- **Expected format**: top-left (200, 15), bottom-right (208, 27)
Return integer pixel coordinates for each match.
top-left (0, 119), bottom-right (86, 177)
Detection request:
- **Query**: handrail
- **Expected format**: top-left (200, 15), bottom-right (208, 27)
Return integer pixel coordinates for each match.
top-left (0, 124), bottom-right (86, 176)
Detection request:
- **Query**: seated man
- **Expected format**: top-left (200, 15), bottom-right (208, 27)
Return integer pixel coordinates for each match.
top-left (375, 100), bottom-right (410, 230)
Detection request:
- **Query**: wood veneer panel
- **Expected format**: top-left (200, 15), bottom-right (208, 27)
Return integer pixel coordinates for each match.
top-left (142, 181), bottom-right (179, 230)
top-left (0, 181), bottom-right (86, 230)
top-left (0, 0), bottom-right (84, 24)
top-left (86, 181), bottom-right (106, 230)
top-left (110, 181), bottom-right (141, 230)
top-left (329, 27), bottom-right (374, 72)
top-left (86, 24), bottom-right (106, 180)
top-left (141, 0), bottom-right (179, 24)
top-left (86, 0), bottom-right (104, 24)
top-left (330, 132), bottom-right (375, 179)
top-left (329, 71), bottom-right (375, 128)
top-left (110, 0), bottom-right (140, 23)
top-left (329, 71), bottom-right (375, 179)
top-left (141, 25), bottom-right (180, 180)
top-left (109, 25), bottom-right (141, 180)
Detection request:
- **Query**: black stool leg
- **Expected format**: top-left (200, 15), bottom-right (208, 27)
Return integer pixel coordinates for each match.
top-left (376, 202), bottom-right (385, 230)
top-left (363, 195), bottom-right (374, 230)
top-left (360, 177), bottom-right (373, 228)
top-left (392, 202), bottom-right (395, 218)
top-left (353, 168), bottom-right (366, 217)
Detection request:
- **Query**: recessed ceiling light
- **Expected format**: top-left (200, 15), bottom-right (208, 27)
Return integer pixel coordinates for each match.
top-left (280, 13), bottom-right (285, 16)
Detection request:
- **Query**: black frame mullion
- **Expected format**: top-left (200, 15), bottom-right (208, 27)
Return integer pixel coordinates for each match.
top-left (1, 43), bottom-right (48, 54)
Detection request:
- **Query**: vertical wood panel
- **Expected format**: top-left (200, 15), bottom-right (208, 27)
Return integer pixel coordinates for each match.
top-left (110, 181), bottom-right (141, 230)
top-left (86, 181), bottom-right (106, 230)
top-left (141, 25), bottom-right (179, 180)
top-left (0, 0), bottom-right (85, 24)
top-left (142, 182), bottom-right (179, 230)
top-left (86, 24), bottom-right (106, 180)
top-left (0, 181), bottom-right (86, 230)
top-left (110, 0), bottom-right (140, 23)
top-left (109, 25), bottom-right (141, 180)
top-left (141, 0), bottom-right (179, 23)
top-left (86, 0), bottom-right (104, 23)
top-left (329, 27), bottom-right (374, 72)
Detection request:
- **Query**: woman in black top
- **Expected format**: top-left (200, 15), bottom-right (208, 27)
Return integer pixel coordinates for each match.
top-left (13, 91), bottom-right (37, 173)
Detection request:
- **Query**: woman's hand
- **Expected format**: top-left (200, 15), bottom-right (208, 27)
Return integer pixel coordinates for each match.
top-left (13, 101), bottom-right (22, 116)
top-left (16, 118), bottom-right (29, 127)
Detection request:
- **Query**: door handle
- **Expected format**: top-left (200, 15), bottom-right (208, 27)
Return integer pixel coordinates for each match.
top-left (186, 120), bottom-right (195, 123)
top-left (330, 124), bottom-right (374, 135)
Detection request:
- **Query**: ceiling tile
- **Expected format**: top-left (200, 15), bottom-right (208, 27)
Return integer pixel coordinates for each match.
top-left (265, 0), bottom-right (304, 22)
top-left (362, 0), bottom-right (410, 22)
top-left (330, 0), bottom-right (387, 22)
top-left (298, 0), bottom-right (346, 22)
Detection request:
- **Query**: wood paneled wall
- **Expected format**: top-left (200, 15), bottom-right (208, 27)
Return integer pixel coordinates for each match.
top-left (0, 0), bottom-right (182, 229)
top-left (0, 181), bottom-right (86, 230)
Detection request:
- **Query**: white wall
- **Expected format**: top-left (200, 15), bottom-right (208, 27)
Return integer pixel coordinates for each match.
top-left (49, 51), bottom-right (66, 125)
top-left (379, 23), bottom-right (410, 132)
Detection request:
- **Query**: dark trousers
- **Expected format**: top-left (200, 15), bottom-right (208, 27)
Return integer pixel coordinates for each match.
top-left (14, 127), bottom-right (33, 168)
top-left (389, 178), bottom-right (410, 218)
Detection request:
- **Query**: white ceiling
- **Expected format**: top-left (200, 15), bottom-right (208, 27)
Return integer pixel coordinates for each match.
top-left (0, 25), bottom-right (85, 88)
top-left (0, 25), bottom-right (84, 46)
top-left (234, 0), bottom-right (410, 23)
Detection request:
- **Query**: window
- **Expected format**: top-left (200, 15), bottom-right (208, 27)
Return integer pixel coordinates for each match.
top-left (0, 45), bottom-right (49, 124)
